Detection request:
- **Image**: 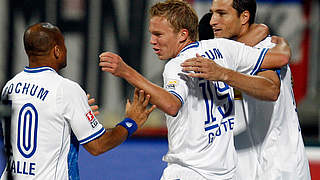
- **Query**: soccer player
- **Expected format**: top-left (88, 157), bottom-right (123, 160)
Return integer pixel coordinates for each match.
top-left (183, 0), bottom-right (311, 179)
top-left (0, 22), bottom-right (156, 180)
top-left (99, 0), bottom-right (290, 179)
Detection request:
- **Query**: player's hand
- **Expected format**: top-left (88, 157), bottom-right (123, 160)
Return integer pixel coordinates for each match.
top-left (99, 52), bottom-right (129, 77)
top-left (271, 36), bottom-right (291, 61)
top-left (87, 94), bottom-right (100, 116)
top-left (125, 88), bottom-right (156, 129)
top-left (181, 54), bottom-right (226, 81)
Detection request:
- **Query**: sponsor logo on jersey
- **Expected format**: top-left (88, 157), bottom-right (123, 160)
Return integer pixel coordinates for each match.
top-left (86, 111), bottom-right (98, 128)
top-left (166, 80), bottom-right (178, 90)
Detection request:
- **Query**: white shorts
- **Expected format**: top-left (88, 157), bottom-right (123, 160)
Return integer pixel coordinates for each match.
top-left (160, 163), bottom-right (237, 180)
top-left (160, 163), bottom-right (206, 180)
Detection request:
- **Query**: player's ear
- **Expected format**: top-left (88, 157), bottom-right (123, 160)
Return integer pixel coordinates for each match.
top-left (179, 29), bottom-right (189, 43)
top-left (240, 10), bottom-right (250, 25)
top-left (53, 45), bottom-right (61, 59)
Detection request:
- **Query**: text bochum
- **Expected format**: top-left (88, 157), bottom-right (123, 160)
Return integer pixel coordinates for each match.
top-left (2, 82), bottom-right (49, 101)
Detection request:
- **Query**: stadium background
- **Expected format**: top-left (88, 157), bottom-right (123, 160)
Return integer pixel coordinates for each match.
top-left (0, 0), bottom-right (319, 179)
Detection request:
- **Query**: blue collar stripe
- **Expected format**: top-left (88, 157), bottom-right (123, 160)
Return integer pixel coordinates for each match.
top-left (180, 41), bottom-right (199, 54)
top-left (24, 67), bottom-right (55, 73)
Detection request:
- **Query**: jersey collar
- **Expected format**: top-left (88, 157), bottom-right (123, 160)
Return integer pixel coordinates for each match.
top-left (24, 66), bottom-right (56, 73)
top-left (178, 41), bottom-right (199, 56)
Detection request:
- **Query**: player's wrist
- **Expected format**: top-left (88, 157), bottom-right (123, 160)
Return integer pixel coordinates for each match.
top-left (116, 117), bottom-right (138, 138)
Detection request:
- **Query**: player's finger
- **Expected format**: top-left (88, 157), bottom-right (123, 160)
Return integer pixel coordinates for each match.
top-left (139, 89), bottom-right (145, 103)
top-left (99, 56), bottom-right (114, 63)
top-left (133, 88), bottom-right (139, 102)
top-left (182, 66), bottom-right (203, 72)
top-left (93, 110), bottom-right (100, 116)
top-left (101, 67), bottom-right (116, 73)
top-left (271, 36), bottom-right (280, 44)
top-left (186, 73), bottom-right (206, 78)
top-left (146, 105), bottom-right (157, 115)
top-left (99, 52), bottom-right (116, 58)
top-left (143, 94), bottom-right (151, 107)
top-left (126, 99), bottom-right (131, 110)
top-left (88, 98), bottom-right (96, 105)
top-left (90, 105), bottom-right (99, 111)
top-left (87, 94), bottom-right (91, 99)
top-left (99, 61), bottom-right (114, 68)
top-left (181, 60), bottom-right (200, 67)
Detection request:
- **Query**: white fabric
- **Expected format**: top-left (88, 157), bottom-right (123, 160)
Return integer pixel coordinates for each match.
top-left (234, 37), bottom-right (311, 180)
top-left (161, 38), bottom-right (268, 179)
top-left (1, 66), bottom-right (105, 180)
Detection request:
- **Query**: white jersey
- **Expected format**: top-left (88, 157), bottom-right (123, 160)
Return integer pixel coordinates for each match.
top-left (162, 38), bottom-right (269, 179)
top-left (234, 37), bottom-right (311, 180)
top-left (1, 67), bottom-right (105, 180)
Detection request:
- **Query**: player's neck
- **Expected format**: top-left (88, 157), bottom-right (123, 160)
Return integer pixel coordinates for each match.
top-left (237, 24), bottom-right (250, 40)
top-left (28, 56), bottom-right (59, 72)
top-left (176, 39), bottom-right (194, 57)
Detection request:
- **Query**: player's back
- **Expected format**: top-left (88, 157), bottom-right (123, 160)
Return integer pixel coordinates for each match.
top-left (1, 67), bottom-right (74, 180)
top-left (234, 37), bottom-right (311, 180)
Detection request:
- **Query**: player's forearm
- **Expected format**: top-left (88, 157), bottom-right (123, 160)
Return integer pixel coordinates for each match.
top-left (261, 37), bottom-right (291, 69)
top-left (122, 66), bottom-right (181, 116)
top-left (237, 24), bottom-right (269, 47)
top-left (222, 69), bottom-right (280, 101)
top-left (83, 126), bottom-right (128, 156)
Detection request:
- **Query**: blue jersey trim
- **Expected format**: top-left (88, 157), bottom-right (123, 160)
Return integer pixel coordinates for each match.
top-left (205, 124), bottom-right (219, 131)
top-left (178, 41), bottom-right (199, 55)
top-left (79, 127), bottom-right (106, 145)
top-left (169, 91), bottom-right (184, 105)
top-left (250, 48), bottom-right (268, 75)
top-left (68, 132), bottom-right (80, 180)
top-left (258, 68), bottom-right (281, 77)
top-left (24, 66), bottom-right (55, 73)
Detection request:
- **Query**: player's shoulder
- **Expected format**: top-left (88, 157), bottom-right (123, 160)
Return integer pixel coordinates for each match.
top-left (168, 42), bottom-right (200, 66)
top-left (60, 77), bottom-right (84, 93)
top-left (2, 70), bottom-right (25, 88)
top-left (201, 38), bottom-right (245, 50)
top-left (255, 36), bottom-right (275, 48)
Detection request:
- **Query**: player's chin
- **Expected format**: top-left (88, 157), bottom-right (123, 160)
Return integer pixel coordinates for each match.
top-left (157, 55), bottom-right (166, 60)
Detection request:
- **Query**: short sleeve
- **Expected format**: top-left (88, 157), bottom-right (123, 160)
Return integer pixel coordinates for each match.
top-left (217, 39), bottom-right (269, 75)
top-left (58, 80), bottom-right (105, 145)
top-left (163, 58), bottom-right (189, 105)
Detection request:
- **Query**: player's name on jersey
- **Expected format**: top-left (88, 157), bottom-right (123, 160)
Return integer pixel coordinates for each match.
top-left (2, 82), bottom-right (49, 101)
top-left (7, 159), bottom-right (36, 176)
top-left (201, 48), bottom-right (223, 61)
top-left (208, 118), bottom-right (234, 144)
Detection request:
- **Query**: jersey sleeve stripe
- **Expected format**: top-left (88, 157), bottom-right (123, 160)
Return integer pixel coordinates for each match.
top-left (78, 127), bottom-right (106, 145)
top-left (250, 48), bottom-right (269, 75)
top-left (169, 91), bottom-right (184, 105)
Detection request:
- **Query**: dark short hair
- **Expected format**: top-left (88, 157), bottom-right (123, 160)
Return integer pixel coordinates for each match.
top-left (198, 13), bottom-right (214, 40)
top-left (23, 22), bottom-right (63, 56)
top-left (232, 0), bottom-right (256, 24)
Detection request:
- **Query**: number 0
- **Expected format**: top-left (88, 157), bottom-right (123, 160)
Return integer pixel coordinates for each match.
top-left (17, 103), bottom-right (38, 158)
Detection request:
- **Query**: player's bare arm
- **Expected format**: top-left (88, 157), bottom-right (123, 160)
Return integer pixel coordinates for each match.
top-left (83, 89), bottom-right (156, 156)
top-left (181, 54), bottom-right (280, 101)
top-left (260, 36), bottom-right (291, 69)
top-left (99, 52), bottom-right (182, 116)
top-left (87, 94), bottom-right (99, 116)
top-left (237, 24), bottom-right (269, 47)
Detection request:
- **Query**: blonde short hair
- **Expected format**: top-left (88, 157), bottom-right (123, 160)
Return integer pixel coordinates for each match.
top-left (150, 0), bottom-right (198, 41)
